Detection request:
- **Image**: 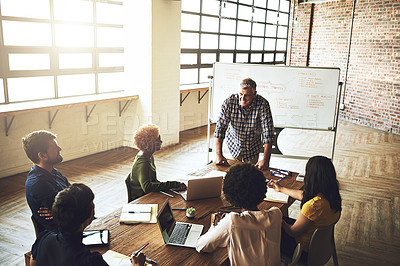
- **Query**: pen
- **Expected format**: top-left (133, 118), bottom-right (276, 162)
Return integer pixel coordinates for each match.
top-left (172, 208), bottom-right (186, 211)
top-left (276, 175), bottom-right (288, 182)
top-left (146, 257), bottom-right (157, 264)
top-left (128, 211), bottom-right (151, 213)
top-left (134, 242), bottom-right (149, 256)
top-left (170, 189), bottom-right (181, 195)
top-left (159, 191), bottom-right (174, 198)
top-left (198, 210), bottom-right (213, 220)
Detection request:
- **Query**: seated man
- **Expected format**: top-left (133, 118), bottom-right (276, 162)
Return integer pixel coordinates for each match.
top-left (30, 183), bottom-right (146, 265)
top-left (196, 164), bottom-right (282, 266)
top-left (23, 130), bottom-right (70, 232)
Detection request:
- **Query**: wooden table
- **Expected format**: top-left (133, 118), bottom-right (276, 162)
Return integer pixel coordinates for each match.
top-left (85, 160), bottom-right (303, 266)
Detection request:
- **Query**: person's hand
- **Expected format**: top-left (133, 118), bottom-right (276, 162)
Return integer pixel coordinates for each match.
top-left (215, 155), bottom-right (230, 166)
top-left (255, 160), bottom-right (269, 171)
top-left (178, 182), bottom-right (187, 191)
top-left (212, 212), bottom-right (226, 226)
top-left (130, 252), bottom-right (146, 266)
top-left (267, 180), bottom-right (282, 192)
top-left (38, 207), bottom-right (53, 220)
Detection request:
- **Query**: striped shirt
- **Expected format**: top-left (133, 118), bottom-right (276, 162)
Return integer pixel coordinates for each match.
top-left (214, 94), bottom-right (274, 162)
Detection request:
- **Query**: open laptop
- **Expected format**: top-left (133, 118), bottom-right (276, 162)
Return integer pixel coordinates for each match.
top-left (156, 199), bottom-right (203, 248)
top-left (176, 176), bottom-right (223, 201)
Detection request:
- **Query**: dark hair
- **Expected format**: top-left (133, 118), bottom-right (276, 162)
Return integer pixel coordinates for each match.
top-left (223, 164), bottom-right (266, 210)
top-left (52, 183), bottom-right (94, 234)
top-left (301, 156), bottom-right (342, 212)
top-left (240, 78), bottom-right (257, 92)
top-left (22, 130), bottom-right (57, 164)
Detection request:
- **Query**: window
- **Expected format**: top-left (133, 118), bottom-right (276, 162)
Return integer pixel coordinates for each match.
top-left (180, 0), bottom-right (291, 85)
top-left (0, 0), bottom-right (124, 104)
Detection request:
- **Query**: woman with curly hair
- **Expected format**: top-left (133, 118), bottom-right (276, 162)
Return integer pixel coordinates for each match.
top-left (268, 155), bottom-right (341, 262)
top-left (128, 124), bottom-right (186, 201)
top-left (196, 164), bottom-right (282, 266)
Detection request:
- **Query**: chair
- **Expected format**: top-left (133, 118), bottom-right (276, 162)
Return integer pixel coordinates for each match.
top-left (284, 222), bottom-right (339, 266)
top-left (31, 215), bottom-right (45, 237)
top-left (125, 174), bottom-right (133, 203)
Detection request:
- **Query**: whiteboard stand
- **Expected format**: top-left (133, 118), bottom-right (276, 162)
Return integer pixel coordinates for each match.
top-left (206, 75), bottom-right (213, 164)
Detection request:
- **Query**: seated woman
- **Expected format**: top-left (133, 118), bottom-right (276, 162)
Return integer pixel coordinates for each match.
top-left (30, 183), bottom-right (145, 266)
top-left (128, 124), bottom-right (186, 201)
top-left (196, 164), bottom-right (282, 266)
top-left (268, 155), bottom-right (342, 261)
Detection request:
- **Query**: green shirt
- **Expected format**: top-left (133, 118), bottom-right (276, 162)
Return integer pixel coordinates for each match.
top-left (128, 154), bottom-right (180, 201)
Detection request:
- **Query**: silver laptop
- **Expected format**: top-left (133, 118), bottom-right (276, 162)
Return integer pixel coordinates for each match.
top-left (156, 199), bottom-right (203, 248)
top-left (176, 176), bottom-right (223, 201)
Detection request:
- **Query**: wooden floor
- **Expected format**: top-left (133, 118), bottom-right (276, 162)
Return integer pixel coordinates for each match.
top-left (0, 120), bottom-right (399, 265)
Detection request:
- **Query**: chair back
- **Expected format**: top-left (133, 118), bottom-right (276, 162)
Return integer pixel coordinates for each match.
top-left (31, 215), bottom-right (45, 237)
top-left (307, 223), bottom-right (337, 266)
top-left (125, 174), bottom-right (133, 203)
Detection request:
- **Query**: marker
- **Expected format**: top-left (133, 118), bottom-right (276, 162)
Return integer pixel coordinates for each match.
top-left (170, 189), bottom-right (181, 195)
top-left (270, 171), bottom-right (285, 178)
top-left (159, 191), bottom-right (174, 198)
top-left (276, 175), bottom-right (288, 182)
top-left (134, 242), bottom-right (149, 256)
top-left (172, 208), bottom-right (186, 211)
top-left (146, 258), bottom-right (157, 264)
top-left (198, 210), bottom-right (213, 220)
top-left (278, 169), bottom-right (291, 175)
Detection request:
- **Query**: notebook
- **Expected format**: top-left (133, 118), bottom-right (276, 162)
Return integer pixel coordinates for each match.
top-left (176, 176), bottom-right (223, 201)
top-left (119, 204), bottom-right (158, 224)
top-left (156, 199), bottom-right (203, 248)
top-left (264, 189), bottom-right (289, 203)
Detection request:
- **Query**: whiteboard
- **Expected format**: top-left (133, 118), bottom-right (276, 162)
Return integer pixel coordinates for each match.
top-left (211, 63), bottom-right (340, 130)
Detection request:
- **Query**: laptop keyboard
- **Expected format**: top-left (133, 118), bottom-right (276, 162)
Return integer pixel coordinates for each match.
top-left (169, 223), bottom-right (191, 245)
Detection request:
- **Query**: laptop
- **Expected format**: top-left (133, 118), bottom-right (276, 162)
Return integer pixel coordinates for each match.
top-left (156, 199), bottom-right (203, 248)
top-left (176, 176), bottom-right (223, 201)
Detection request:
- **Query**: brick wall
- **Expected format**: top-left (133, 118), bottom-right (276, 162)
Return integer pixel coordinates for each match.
top-left (288, 0), bottom-right (400, 134)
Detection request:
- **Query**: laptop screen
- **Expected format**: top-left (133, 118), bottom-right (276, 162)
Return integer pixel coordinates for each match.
top-left (157, 200), bottom-right (175, 243)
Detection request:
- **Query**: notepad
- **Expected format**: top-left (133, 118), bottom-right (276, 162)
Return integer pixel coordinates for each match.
top-left (103, 250), bottom-right (132, 266)
top-left (265, 189), bottom-right (289, 203)
top-left (119, 204), bottom-right (156, 224)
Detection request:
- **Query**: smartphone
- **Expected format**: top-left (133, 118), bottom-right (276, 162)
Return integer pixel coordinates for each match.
top-left (82, 229), bottom-right (110, 246)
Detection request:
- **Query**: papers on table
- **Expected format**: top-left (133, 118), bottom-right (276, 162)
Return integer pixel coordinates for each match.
top-left (103, 250), bottom-right (132, 266)
top-left (178, 170), bottom-right (227, 183)
top-left (119, 204), bottom-right (158, 224)
top-left (265, 189), bottom-right (289, 203)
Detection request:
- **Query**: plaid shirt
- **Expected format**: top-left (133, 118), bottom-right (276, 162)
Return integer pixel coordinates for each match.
top-left (214, 94), bottom-right (274, 162)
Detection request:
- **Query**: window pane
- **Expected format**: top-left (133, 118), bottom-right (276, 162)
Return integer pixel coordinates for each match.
top-left (201, 53), bottom-right (216, 64)
top-left (220, 2), bottom-right (237, 18)
top-left (251, 53), bottom-right (262, 63)
top-left (238, 5), bottom-right (252, 20)
top-left (53, 0), bottom-right (92, 22)
top-left (181, 33), bottom-right (199, 49)
top-left (199, 68), bottom-right (213, 83)
top-left (201, 34), bottom-right (218, 49)
top-left (0, 79), bottom-right (4, 103)
top-left (181, 54), bottom-right (198, 65)
top-left (98, 72), bottom-right (124, 93)
top-left (252, 23), bottom-right (265, 36)
top-left (58, 74), bottom-right (95, 97)
top-left (97, 2), bottom-right (123, 25)
top-left (97, 27), bottom-right (123, 47)
top-left (59, 53), bottom-right (92, 69)
top-left (9, 54), bottom-right (50, 70)
top-left (182, 0), bottom-right (200, 12)
top-left (99, 53), bottom-right (124, 68)
top-left (220, 35), bottom-right (235, 50)
top-left (1, 0), bottom-right (50, 19)
top-left (264, 53), bottom-right (274, 62)
top-left (55, 24), bottom-right (93, 47)
top-left (237, 36), bottom-right (250, 50)
top-left (253, 8), bottom-right (266, 23)
top-left (180, 69), bottom-right (198, 84)
top-left (182, 14), bottom-right (200, 31)
top-left (264, 39), bottom-right (276, 50)
top-left (268, 0), bottom-right (280, 10)
top-left (267, 11), bottom-right (279, 24)
top-left (219, 53), bottom-right (233, 63)
top-left (265, 25), bottom-right (277, 37)
top-left (8, 76), bottom-right (54, 102)
top-left (220, 18), bottom-right (236, 34)
top-left (276, 53), bottom-right (285, 61)
top-left (277, 26), bottom-right (288, 38)
top-left (237, 21), bottom-right (251, 35)
top-left (280, 0), bottom-right (290, 12)
top-left (202, 0), bottom-right (220, 16)
top-left (279, 13), bottom-right (289, 26)
top-left (251, 38), bottom-right (264, 50)
top-left (201, 16), bottom-right (219, 33)
top-left (2, 21), bottom-right (51, 46)
top-left (254, 0), bottom-right (266, 8)
top-left (236, 53), bottom-right (248, 63)
top-left (276, 39), bottom-right (287, 50)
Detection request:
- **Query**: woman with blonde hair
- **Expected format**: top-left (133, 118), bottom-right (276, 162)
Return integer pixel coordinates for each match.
top-left (127, 124), bottom-right (186, 201)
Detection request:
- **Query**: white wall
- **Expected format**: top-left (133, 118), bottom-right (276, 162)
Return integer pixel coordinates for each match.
top-left (180, 90), bottom-right (209, 131)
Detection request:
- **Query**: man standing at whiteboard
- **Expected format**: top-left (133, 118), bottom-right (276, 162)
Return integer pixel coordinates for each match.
top-left (214, 78), bottom-right (274, 170)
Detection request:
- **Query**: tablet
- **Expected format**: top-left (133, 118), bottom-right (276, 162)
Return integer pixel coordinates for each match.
top-left (82, 229), bottom-right (110, 246)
